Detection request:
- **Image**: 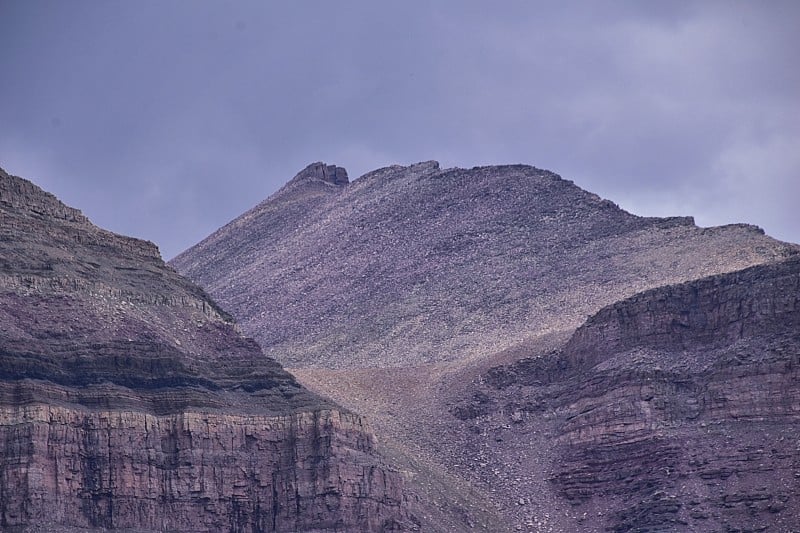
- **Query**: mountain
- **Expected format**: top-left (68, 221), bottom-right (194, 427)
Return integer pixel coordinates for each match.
top-left (173, 161), bottom-right (800, 531)
top-left (0, 167), bottom-right (414, 532)
top-left (454, 257), bottom-right (800, 531)
top-left (172, 161), bottom-right (795, 370)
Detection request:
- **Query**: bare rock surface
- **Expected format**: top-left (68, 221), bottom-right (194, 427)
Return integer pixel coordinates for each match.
top-left (172, 161), bottom-right (800, 532)
top-left (457, 257), bottom-right (800, 532)
top-left (0, 167), bottom-right (415, 532)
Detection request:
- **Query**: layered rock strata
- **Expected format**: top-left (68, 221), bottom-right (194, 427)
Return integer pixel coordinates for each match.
top-left (0, 167), bottom-right (412, 532)
top-left (1, 407), bottom-right (406, 532)
top-left (462, 257), bottom-right (800, 532)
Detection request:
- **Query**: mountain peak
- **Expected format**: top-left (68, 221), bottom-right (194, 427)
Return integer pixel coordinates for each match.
top-left (290, 161), bottom-right (349, 186)
top-left (172, 160), bottom-right (799, 369)
top-left (168, 160), bottom-right (800, 531)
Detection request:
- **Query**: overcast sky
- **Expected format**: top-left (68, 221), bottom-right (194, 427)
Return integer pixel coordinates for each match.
top-left (1, 1), bottom-right (798, 259)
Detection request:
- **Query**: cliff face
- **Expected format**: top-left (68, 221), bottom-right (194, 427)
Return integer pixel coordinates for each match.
top-left (1, 407), bottom-right (406, 532)
top-left (0, 167), bottom-right (412, 532)
top-left (172, 160), bottom-right (799, 531)
top-left (563, 256), bottom-right (800, 368)
top-left (464, 257), bottom-right (800, 532)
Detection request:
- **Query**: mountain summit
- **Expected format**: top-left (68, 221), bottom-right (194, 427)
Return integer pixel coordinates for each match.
top-left (291, 161), bottom-right (349, 186)
top-left (172, 161), bottom-right (796, 369)
top-left (173, 161), bottom-right (800, 532)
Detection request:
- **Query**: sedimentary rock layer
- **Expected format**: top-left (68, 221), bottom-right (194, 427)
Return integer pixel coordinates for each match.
top-left (0, 406), bottom-right (405, 532)
top-left (172, 161), bottom-right (798, 369)
top-left (464, 257), bottom-right (800, 532)
top-left (0, 167), bottom-right (412, 531)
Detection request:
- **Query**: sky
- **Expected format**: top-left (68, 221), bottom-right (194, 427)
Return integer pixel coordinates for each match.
top-left (1, 1), bottom-right (798, 259)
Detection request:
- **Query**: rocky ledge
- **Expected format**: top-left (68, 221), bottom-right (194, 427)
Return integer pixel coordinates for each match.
top-left (0, 167), bottom-right (414, 531)
top-left (458, 257), bottom-right (800, 532)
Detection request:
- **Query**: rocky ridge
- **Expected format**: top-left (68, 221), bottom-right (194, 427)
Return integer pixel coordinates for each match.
top-left (172, 161), bottom-right (800, 532)
top-left (172, 161), bottom-right (797, 370)
top-left (0, 167), bottom-right (414, 532)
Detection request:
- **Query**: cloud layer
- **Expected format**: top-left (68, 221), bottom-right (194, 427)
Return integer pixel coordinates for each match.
top-left (1, 1), bottom-right (797, 258)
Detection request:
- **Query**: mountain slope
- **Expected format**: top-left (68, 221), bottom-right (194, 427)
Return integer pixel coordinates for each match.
top-left (172, 160), bottom-right (799, 532)
top-left (172, 161), bottom-right (796, 370)
top-left (0, 167), bottom-right (414, 532)
top-left (455, 256), bottom-right (800, 531)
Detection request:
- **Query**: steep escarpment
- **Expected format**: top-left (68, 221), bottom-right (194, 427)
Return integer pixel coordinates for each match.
top-left (563, 257), bottom-right (800, 368)
top-left (172, 161), bottom-right (797, 369)
top-left (0, 167), bottom-right (413, 532)
top-left (1, 407), bottom-right (407, 532)
top-left (459, 257), bottom-right (800, 532)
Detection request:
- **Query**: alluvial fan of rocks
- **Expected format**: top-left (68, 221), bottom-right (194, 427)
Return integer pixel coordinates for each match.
top-left (172, 160), bottom-right (800, 532)
top-left (0, 167), bottom-right (415, 532)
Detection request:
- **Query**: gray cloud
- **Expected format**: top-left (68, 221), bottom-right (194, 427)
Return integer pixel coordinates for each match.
top-left (1, 1), bottom-right (797, 258)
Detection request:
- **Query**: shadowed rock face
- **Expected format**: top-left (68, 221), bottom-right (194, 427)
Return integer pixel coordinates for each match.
top-left (0, 167), bottom-right (413, 532)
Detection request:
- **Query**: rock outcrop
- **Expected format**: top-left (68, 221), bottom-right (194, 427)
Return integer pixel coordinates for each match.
top-left (172, 161), bottom-right (797, 369)
top-left (461, 257), bottom-right (800, 532)
top-left (0, 167), bottom-right (413, 532)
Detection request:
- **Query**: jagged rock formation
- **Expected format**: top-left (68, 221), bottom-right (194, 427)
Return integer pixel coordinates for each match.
top-left (0, 167), bottom-right (413, 532)
top-left (459, 257), bottom-right (800, 532)
top-left (172, 161), bottom-right (796, 369)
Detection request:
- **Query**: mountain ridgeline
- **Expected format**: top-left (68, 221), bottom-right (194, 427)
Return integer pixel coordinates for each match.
top-left (173, 161), bottom-right (795, 370)
top-left (1, 159), bottom-right (795, 533)
top-left (173, 161), bottom-right (800, 532)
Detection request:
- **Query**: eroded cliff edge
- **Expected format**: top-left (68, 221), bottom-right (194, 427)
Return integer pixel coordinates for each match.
top-left (459, 257), bottom-right (800, 532)
top-left (0, 167), bottom-right (413, 532)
